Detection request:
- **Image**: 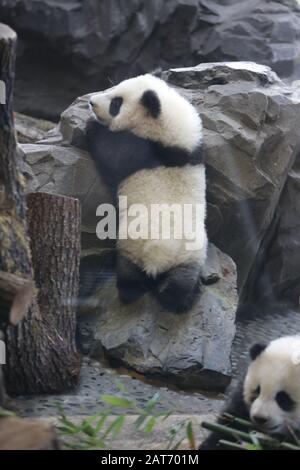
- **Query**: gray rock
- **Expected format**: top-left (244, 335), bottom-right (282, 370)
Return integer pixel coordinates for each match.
top-left (20, 142), bottom-right (113, 235)
top-left (251, 79), bottom-right (300, 304)
top-left (15, 113), bottom-right (55, 144)
top-left (195, 0), bottom-right (300, 78)
top-left (78, 244), bottom-right (237, 392)
top-left (162, 62), bottom-right (300, 294)
top-left (59, 95), bottom-right (94, 149)
top-left (2, 0), bottom-right (300, 119)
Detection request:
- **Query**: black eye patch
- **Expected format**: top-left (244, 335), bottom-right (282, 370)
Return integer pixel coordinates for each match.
top-left (141, 90), bottom-right (161, 118)
top-left (251, 385), bottom-right (260, 402)
top-left (109, 97), bottom-right (123, 117)
top-left (275, 391), bottom-right (295, 412)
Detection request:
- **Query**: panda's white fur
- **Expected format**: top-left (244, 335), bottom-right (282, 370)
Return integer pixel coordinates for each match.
top-left (200, 335), bottom-right (300, 449)
top-left (244, 335), bottom-right (300, 434)
top-left (87, 74), bottom-right (206, 312)
top-left (118, 164), bottom-right (207, 276)
top-left (90, 74), bottom-right (203, 151)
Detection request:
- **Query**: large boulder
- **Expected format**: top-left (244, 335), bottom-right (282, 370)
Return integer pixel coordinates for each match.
top-left (21, 62), bottom-right (300, 297)
top-left (20, 142), bottom-right (112, 240)
top-left (163, 62), bottom-right (300, 295)
top-left (78, 244), bottom-right (237, 392)
top-left (195, 0), bottom-right (300, 79)
top-left (251, 78), bottom-right (300, 305)
top-left (1, 0), bottom-right (300, 119)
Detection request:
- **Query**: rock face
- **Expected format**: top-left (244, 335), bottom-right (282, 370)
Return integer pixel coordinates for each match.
top-left (18, 105), bottom-right (113, 248)
top-left (163, 62), bottom-right (300, 295)
top-left (1, 0), bottom-right (300, 119)
top-left (252, 86), bottom-right (300, 305)
top-left (195, 0), bottom-right (300, 78)
top-left (15, 113), bottom-right (55, 144)
top-left (20, 142), bottom-right (113, 239)
top-left (78, 244), bottom-right (237, 392)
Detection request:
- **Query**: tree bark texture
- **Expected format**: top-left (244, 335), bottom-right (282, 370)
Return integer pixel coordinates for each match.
top-left (27, 192), bottom-right (81, 391)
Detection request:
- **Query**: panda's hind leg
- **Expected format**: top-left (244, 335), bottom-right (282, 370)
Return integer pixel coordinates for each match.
top-left (155, 262), bottom-right (202, 313)
top-left (116, 254), bottom-right (151, 305)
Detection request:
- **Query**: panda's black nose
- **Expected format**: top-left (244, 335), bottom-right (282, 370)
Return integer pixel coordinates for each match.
top-left (252, 415), bottom-right (268, 425)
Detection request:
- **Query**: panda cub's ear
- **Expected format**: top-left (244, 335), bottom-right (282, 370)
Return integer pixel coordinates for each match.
top-left (250, 343), bottom-right (267, 361)
top-left (141, 90), bottom-right (161, 118)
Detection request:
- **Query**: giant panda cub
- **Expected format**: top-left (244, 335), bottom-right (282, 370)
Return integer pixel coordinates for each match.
top-left (86, 74), bottom-right (207, 313)
top-left (200, 335), bottom-right (300, 449)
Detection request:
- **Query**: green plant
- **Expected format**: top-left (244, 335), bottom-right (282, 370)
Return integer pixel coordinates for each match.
top-left (57, 382), bottom-right (196, 450)
top-left (0, 407), bottom-right (15, 418)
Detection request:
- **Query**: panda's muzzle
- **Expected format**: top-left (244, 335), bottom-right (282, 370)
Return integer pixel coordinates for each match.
top-left (89, 92), bottom-right (114, 125)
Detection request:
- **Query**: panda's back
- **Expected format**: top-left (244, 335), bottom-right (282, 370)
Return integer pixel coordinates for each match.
top-left (117, 164), bottom-right (207, 276)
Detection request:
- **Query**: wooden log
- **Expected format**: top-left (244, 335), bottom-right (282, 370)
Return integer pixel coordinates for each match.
top-left (26, 191), bottom-right (82, 391)
top-left (0, 417), bottom-right (59, 450)
top-left (0, 24), bottom-right (81, 394)
top-left (0, 272), bottom-right (34, 326)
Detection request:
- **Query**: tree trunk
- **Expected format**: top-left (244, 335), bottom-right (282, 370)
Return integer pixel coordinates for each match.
top-left (0, 24), bottom-right (31, 276)
top-left (0, 24), bottom-right (81, 394)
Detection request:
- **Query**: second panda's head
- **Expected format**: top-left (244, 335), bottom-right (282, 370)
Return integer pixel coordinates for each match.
top-left (89, 74), bottom-right (202, 152)
top-left (244, 336), bottom-right (300, 434)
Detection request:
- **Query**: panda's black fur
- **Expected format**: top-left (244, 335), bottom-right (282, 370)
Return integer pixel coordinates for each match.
top-left (200, 380), bottom-right (249, 450)
top-left (86, 120), bottom-right (204, 194)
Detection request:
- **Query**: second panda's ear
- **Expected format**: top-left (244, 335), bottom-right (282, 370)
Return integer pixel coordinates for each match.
top-left (250, 343), bottom-right (267, 361)
top-left (141, 90), bottom-right (161, 118)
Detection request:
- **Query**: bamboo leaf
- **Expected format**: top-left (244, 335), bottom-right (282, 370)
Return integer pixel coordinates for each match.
top-left (186, 421), bottom-right (196, 450)
top-left (101, 395), bottom-right (133, 408)
top-left (144, 416), bottom-right (157, 433)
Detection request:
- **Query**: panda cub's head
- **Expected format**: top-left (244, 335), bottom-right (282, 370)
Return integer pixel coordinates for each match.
top-left (89, 74), bottom-right (202, 152)
top-left (244, 336), bottom-right (300, 434)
